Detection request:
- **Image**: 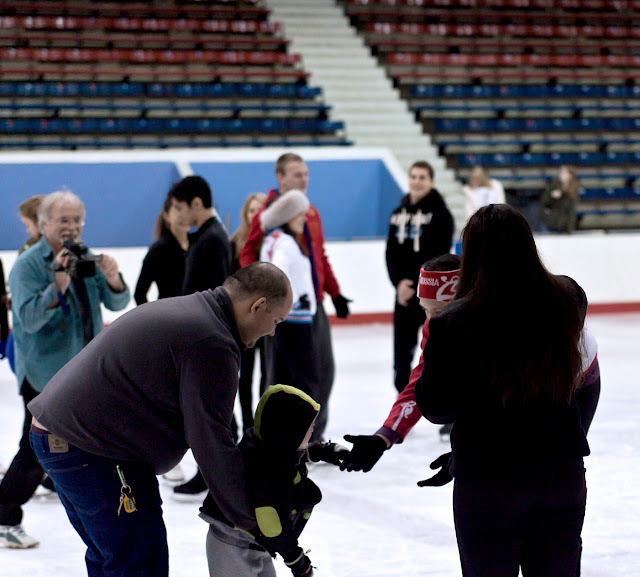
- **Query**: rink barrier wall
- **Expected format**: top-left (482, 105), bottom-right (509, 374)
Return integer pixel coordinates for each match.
top-left (0, 147), bottom-right (406, 251)
top-left (1, 233), bottom-right (639, 326)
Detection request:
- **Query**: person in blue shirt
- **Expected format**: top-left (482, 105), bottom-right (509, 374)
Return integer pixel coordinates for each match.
top-left (1, 190), bottom-right (130, 549)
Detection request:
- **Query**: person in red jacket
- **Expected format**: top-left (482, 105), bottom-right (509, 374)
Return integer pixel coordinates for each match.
top-left (239, 152), bottom-right (351, 442)
top-left (340, 254), bottom-right (461, 474)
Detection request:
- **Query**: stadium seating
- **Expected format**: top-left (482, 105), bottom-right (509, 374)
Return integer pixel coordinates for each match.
top-left (337, 0), bottom-right (640, 228)
top-left (0, 1), bottom-right (350, 148)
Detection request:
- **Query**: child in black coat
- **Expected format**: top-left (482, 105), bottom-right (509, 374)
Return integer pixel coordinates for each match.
top-left (201, 385), bottom-right (346, 577)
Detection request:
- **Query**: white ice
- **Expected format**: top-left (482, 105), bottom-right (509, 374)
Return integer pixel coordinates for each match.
top-left (1, 314), bottom-right (638, 577)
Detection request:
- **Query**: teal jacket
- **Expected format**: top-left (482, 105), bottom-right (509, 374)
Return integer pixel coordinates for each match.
top-left (8, 237), bottom-right (130, 392)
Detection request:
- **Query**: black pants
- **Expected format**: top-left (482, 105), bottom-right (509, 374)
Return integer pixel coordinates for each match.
top-left (453, 462), bottom-right (586, 577)
top-left (310, 303), bottom-right (334, 442)
top-left (0, 379), bottom-right (45, 526)
top-left (272, 322), bottom-right (316, 399)
top-left (237, 337), bottom-right (271, 432)
top-left (270, 303), bottom-right (334, 442)
top-left (393, 298), bottom-right (425, 393)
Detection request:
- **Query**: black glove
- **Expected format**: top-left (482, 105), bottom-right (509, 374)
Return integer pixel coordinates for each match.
top-left (340, 434), bottom-right (388, 472)
top-left (417, 452), bottom-right (453, 487)
top-left (307, 441), bottom-right (349, 466)
top-left (332, 294), bottom-right (352, 319)
top-left (285, 549), bottom-right (314, 576)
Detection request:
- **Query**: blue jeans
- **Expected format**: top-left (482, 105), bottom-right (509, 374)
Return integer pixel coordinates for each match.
top-left (30, 431), bottom-right (168, 577)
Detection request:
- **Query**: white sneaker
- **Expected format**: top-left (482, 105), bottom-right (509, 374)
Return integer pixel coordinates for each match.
top-left (162, 464), bottom-right (186, 484)
top-left (0, 525), bottom-right (40, 548)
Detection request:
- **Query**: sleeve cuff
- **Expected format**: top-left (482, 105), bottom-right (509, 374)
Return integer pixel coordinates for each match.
top-left (376, 427), bottom-right (403, 446)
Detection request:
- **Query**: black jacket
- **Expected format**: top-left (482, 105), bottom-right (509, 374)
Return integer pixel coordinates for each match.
top-left (182, 217), bottom-right (232, 295)
top-left (415, 275), bottom-right (591, 481)
top-left (386, 189), bottom-right (454, 290)
top-left (541, 179), bottom-right (578, 233)
top-left (134, 234), bottom-right (186, 305)
top-left (201, 384), bottom-right (322, 562)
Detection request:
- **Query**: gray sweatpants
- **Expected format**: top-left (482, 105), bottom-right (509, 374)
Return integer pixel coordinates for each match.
top-left (203, 516), bottom-right (276, 577)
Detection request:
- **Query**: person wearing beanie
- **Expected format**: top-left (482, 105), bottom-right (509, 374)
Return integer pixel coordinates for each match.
top-left (239, 152), bottom-right (352, 444)
top-left (341, 253), bottom-right (462, 476)
top-left (200, 385), bottom-right (347, 577)
top-left (258, 190), bottom-right (319, 405)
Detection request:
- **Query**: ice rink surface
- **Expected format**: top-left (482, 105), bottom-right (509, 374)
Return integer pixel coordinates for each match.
top-left (0, 314), bottom-right (638, 577)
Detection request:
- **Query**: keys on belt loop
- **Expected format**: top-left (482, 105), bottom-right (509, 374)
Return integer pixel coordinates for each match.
top-left (116, 464), bottom-right (137, 515)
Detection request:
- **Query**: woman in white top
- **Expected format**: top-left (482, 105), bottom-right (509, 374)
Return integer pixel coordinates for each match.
top-left (259, 190), bottom-right (318, 398)
top-left (463, 166), bottom-right (506, 220)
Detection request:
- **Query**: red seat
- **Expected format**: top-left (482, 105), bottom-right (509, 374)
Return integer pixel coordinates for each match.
top-left (0, 65), bottom-right (310, 81)
top-left (550, 54), bottom-right (579, 67)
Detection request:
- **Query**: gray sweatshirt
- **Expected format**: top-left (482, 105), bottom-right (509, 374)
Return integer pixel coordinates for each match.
top-left (29, 287), bottom-right (254, 530)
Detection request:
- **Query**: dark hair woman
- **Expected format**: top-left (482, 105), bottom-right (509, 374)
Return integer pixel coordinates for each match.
top-left (134, 194), bottom-right (190, 305)
top-left (415, 204), bottom-right (590, 577)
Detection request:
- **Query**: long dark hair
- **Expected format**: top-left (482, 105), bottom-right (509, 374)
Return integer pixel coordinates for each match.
top-left (455, 204), bottom-right (583, 405)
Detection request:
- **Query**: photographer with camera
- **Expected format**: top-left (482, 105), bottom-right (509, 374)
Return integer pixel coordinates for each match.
top-left (1, 190), bottom-right (130, 549)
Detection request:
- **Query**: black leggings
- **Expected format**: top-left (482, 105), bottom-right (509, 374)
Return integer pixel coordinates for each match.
top-left (453, 463), bottom-right (586, 577)
top-left (0, 379), bottom-right (45, 526)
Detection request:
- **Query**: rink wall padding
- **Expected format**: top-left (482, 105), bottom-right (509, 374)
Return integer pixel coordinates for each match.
top-left (0, 147), bottom-right (405, 250)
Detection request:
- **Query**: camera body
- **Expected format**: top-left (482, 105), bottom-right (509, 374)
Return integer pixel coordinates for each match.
top-left (60, 239), bottom-right (103, 279)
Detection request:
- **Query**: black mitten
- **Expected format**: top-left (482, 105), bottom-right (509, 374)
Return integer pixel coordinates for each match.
top-left (340, 434), bottom-right (387, 472)
top-left (307, 441), bottom-right (349, 466)
top-left (285, 549), bottom-right (314, 576)
top-left (417, 452), bottom-right (453, 487)
top-left (331, 294), bottom-right (352, 319)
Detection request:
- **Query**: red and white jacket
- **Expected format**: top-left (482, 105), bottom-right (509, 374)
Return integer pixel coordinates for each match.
top-left (239, 189), bottom-right (340, 302)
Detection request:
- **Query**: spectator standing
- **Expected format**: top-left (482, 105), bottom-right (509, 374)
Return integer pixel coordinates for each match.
top-left (239, 153), bottom-right (351, 442)
top-left (134, 193), bottom-right (191, 483)
top-left (1, 194), bottom-right (45, 377)
top-left (415, 204), bottom-right (591, 576)
top-left (170, 175), bottom-right (232, 296)
top-left (386, 161), bottom-right (454, 393)
top-left (259, 190), bottom-right (318, 402)
top-left (134, 194), bottom-right (190, 305)
top-left (28, 264), bottom-right (292, 577)
top-left (230, 192), bottom-right (268, 432)
top-left (462, 166), bottom-right (505, 221)
top-left (540, 165), bottom-right (580, 234)
top-left (17, 195), bottom-right (44, 254)
top-left (1, 190), bottom-right (130, 549)
top-left (169, 175), bottom-right (235, 496)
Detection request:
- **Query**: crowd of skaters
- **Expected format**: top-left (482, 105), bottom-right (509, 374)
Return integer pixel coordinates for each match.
top-left (0, 152), bottom-right (600, 577)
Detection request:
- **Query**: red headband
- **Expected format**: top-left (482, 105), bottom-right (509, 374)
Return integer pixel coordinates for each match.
top-left (417, 268), bottom-right (461, 301)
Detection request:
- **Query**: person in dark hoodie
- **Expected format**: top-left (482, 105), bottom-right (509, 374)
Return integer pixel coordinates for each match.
top-left (386, 161), bottom-right (454, 393)
top-left (169, 175), bottom-right (232, 297)
top-left (168, 175), bottom-right (236, 496)
top-left (201, 384), bottom-right (347, 577)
